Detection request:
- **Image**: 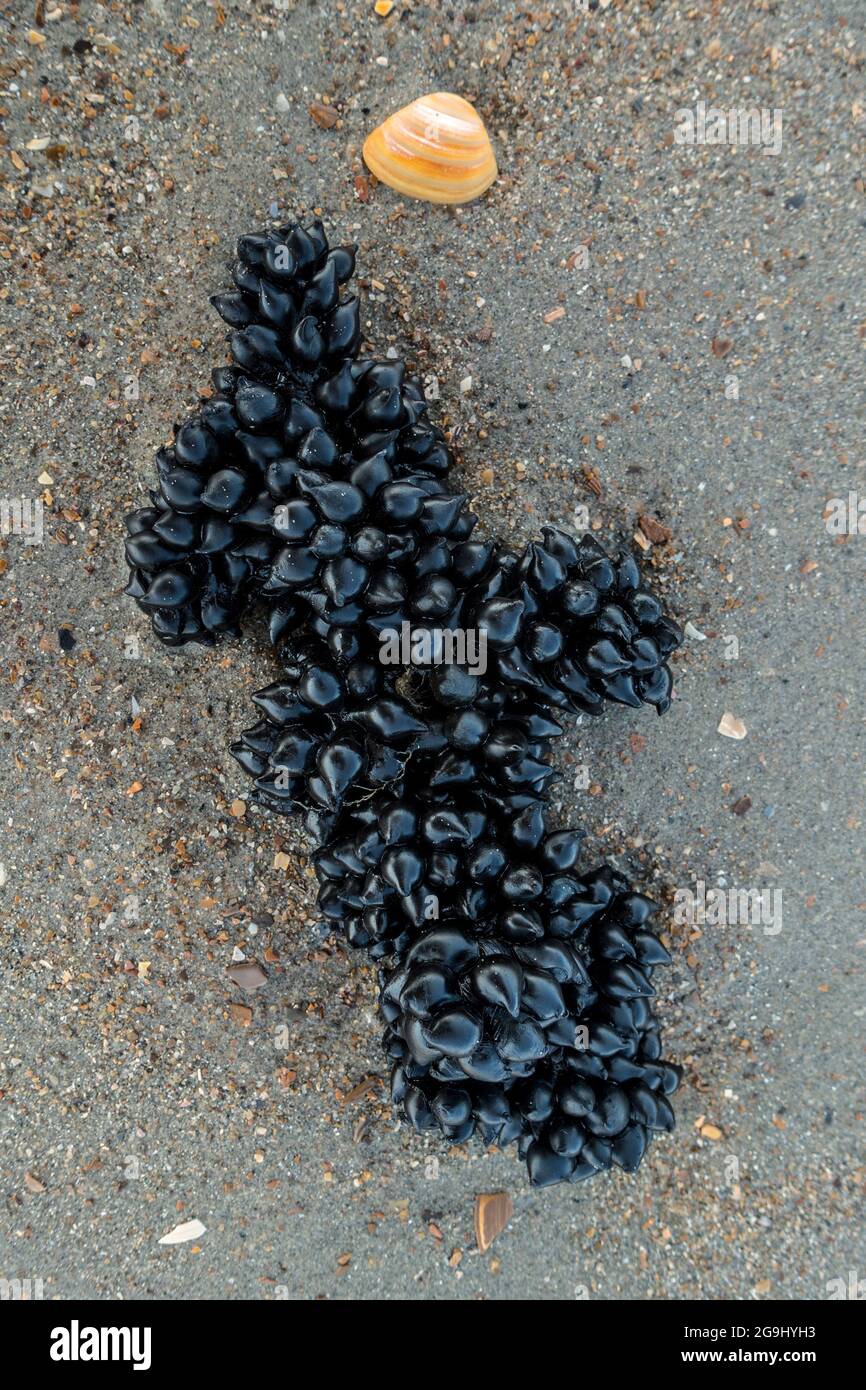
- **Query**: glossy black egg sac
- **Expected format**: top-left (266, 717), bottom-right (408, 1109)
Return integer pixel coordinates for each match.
top-left (124, 214), bottom-right (684, 1188)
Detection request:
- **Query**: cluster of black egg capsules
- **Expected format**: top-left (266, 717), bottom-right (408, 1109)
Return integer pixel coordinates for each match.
top-left (124, 217), bottom-right (684, 1187)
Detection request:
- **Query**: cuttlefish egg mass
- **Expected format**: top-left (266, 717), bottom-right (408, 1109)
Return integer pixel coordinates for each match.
top-left (362, 92), bottom-right (498, 205)
top-left (123, 215), bottom-right (684, 1188)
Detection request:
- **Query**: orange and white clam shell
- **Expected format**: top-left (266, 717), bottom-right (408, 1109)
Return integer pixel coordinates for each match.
top-left (363, 92), bottom-right (497, 205)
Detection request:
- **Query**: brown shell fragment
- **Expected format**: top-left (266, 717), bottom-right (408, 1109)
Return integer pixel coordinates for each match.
top-left (474, 1190), bottom-right (514, 1252)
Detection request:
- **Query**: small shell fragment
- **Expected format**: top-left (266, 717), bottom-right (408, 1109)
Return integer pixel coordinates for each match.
top-left (226, 960), bottom-right (268, 992)
top-left (363, 92), bottom-right (497, 205)
top-left (158, 1218), bottom-right (206, 1246)
top-left (474, 1190), bottom-right (513, 1252)
top-left (718, 712), bottom-right (747, 740)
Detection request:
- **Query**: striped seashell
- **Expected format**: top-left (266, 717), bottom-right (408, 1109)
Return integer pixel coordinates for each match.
top-left (363, 92), bottom-right (497, 205)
